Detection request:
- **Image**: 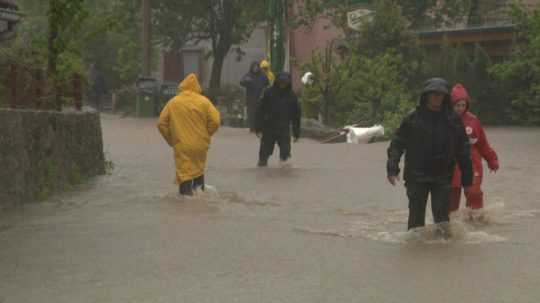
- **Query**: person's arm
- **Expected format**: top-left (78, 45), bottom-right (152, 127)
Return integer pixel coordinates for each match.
top-left (207, 101), bottom-right (221, 136)
top-left (476, 122), bottom-right (499, 171)
top-left (157, 102), bottom-right (173, 146)
top-left (387, 115), bottom-right (411, 183)
top-left (456, 120), bottom-right (473, 187)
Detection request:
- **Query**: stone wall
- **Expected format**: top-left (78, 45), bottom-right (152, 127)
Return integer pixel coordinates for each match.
top-left (0, 109), bottom-right (105, 210)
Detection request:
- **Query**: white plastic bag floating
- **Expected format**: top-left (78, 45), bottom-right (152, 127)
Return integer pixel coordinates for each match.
top-left (301, 72), bottom-right (315, 85)
top-left (345, 125), bottom-right (384, 144)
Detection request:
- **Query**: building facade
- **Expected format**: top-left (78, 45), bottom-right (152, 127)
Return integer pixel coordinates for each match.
top-left (0, 0), bottom-right (21, 43)
top-left (159, 26), bottom-right (268, 88)
top-left (159, 0), bottom-right (540, 91)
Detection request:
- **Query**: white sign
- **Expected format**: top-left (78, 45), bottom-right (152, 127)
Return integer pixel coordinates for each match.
top-left (347, 8), bottom-right (372, 31)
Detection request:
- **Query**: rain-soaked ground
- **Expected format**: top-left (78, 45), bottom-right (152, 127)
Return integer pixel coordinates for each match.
top-left (1, 114), bottom-right (540, 302)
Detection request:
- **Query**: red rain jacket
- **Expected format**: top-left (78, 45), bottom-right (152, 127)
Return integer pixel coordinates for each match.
top-left (451, 84), bottom-right (499, 187)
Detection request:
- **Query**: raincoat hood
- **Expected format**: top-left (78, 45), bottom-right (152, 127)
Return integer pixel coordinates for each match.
top-left (260, 60), bottom-right (271, 69)
top-left (419, 77), bottom-right (451, 111)
top-left (250, 61), bottom-right (260, 73)
top-left (451, 83), bottom-right (470, 111)
top-left (274, 72), bottom-right (292, 90)
top-left (260, 60), bottom-right (275, 85)
top-left (178, 73), bottom-right (202, 95)
top-left (422, 77), bottom-right (450, 95)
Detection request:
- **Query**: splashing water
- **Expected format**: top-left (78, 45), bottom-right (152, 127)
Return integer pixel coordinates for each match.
top-left (294, 197), bottom-right (535, 245)
top-left (450, 197), bottom-right (540, 226)
top-left (279, 160), bottom-right (295, 169)
top-left (296, 220), bottom-right (507, 245)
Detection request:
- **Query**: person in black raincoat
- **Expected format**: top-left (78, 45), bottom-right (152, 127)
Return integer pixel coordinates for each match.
top-left (240, 62), bottom-right (269, 132)
top-left (255, 72), bottom-right (301, 167)
top-left (386, 78), bottom-right (473, 233)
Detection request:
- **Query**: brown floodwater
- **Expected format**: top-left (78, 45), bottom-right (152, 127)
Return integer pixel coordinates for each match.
top-left (1, 115), bottom-right (539, 302)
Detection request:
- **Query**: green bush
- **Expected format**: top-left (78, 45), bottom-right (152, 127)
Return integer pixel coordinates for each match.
top-left (488, 4), bottom-right (540, 126)
top-left (298, 1), bottom-right (417, 137)
top-left (300, 50), bottom-right (415, 137)
top-left (299, 44), bottom-right (357, 126)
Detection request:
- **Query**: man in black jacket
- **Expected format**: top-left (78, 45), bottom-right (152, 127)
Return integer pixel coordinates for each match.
top-left (240, 62), bottom-right (269, 132)
top-left (255, 72), bottom-right (301, 167)
top-left (387, 78), bottom-right (473, 232)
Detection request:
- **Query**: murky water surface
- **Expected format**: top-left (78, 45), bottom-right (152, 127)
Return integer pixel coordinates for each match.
top-left (1, 116), bottom-right (539, 302)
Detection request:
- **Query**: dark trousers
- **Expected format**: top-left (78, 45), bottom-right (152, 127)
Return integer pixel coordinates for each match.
top-left (259, 132), bottom-right (291, 163)
top-left (406, 180), bottom-right (451, 230)
top-left (247, 102), bottom-right (256, 131)
top-left (179, 175), bottom-right (205, 196)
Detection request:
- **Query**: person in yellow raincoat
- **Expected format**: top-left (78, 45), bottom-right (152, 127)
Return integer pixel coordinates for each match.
top-left (260, 60), bottom-right (275, 86)
top-left (158, 73), bottom-right (221, 196)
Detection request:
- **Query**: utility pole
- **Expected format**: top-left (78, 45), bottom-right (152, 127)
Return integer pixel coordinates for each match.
top-left (142, 0), bottom-right (151, 76)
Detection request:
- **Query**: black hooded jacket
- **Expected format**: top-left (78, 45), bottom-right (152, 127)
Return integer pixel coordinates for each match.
top-left (387, 78), bottom-right (473, 186)
top-left (255, 72), bottom-right (301, 138)
top-left (240, 62), bottom-right (269, 105)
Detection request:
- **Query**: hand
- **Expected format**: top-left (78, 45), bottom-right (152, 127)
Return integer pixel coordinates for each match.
top-left (489, 163), bottom-right (499, 173)
top-left (464, 186), bottom-right (472, 195)
top-left (388, 175), bottom-right (400, 186)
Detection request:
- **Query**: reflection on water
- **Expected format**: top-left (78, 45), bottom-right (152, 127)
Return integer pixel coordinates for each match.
top-left (295, 217), bottom-right (508, 245)
top-left (294, 200), bottom-right (540, 245)
top-left (2, 117), bottom-right (540, 302)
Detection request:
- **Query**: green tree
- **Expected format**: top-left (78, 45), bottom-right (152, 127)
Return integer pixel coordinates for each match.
top-left (300, 44), bottom-right (358, 125)
top-left (47, 0), bottom-right (88, 110)
top-left (152, 0), bottom-right (266, 93)
top-left (83, 0), bottom-right (144, 88)
top-left (419, 40), bottom-right (502, 123)
top-left (300, 49), bottom-right (414, 135)
top-left (490, 3), bottom-right (540, 125)
top-left (293, 0), bottom-right (470, 31)
top-left (299, 0), bottom-right (419, 136)
top-left (1, 0), bottom-right (145, 109)
top-left (1, 0), bottom-right (89, 109)
top-left (340, 52), bottom-right (414, 135)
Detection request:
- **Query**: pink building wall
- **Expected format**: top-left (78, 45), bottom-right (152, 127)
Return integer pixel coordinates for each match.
top-left (289, 3), bottom-right (342, 91)
top-left (522, 0), bottom-right (540, 9)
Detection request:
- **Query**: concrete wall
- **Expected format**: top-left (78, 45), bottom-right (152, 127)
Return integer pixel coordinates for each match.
top-left (159, 25), bottom-right (268, 88)
top-left (0, 109), bottom-right (105, 210)
top-left (221, 26), bottom-right (269, 87)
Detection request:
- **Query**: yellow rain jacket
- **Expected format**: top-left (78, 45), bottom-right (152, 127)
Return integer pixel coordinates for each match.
top-left (260, 60), bottom-right (275, 85)
top-left (158, 74), bottom-right (221, 184)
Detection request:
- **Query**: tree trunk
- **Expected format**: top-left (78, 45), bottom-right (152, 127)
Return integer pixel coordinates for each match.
top-left (323, 92), bottom-right (331, 125)
top-left (209, 48), bottom-right (228, 96)
top-left (48, 0), bottom-right (61, 111)
top-left (8, 64), bottom-right (17, 109)
top-left (467, 0), bottom-right (481, 26)
top-left (141, 0), bottom-right (152, 77)
top-left (208, 0), bottom-right (234, 103)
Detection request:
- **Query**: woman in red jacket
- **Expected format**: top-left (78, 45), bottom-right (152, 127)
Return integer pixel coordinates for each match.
top-left (450, 84), bottom-right (499, 214)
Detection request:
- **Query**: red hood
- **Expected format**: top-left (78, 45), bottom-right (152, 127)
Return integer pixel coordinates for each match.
top-left (451, 83), bottom-right (470, 110)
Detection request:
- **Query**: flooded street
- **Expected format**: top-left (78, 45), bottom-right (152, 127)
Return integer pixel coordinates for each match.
top-left (1, 114), bottom-right (540, 302)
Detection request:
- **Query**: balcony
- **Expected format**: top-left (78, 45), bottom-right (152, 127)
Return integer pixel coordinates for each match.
top-left (0, 0), bottom-right (22, 42)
